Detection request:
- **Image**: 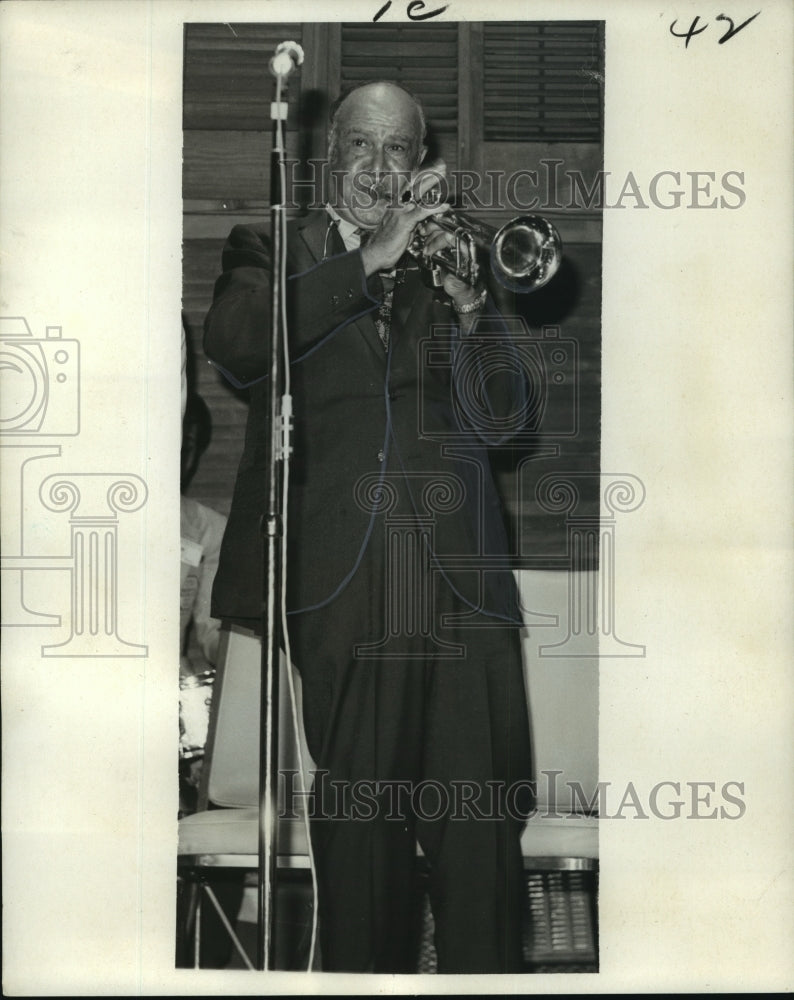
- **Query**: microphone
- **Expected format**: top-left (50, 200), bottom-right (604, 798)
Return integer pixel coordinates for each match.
top-left (269, 40), bottom-right (304, 78)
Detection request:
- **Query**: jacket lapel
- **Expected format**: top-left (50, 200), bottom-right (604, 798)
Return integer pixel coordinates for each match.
top-left (293, 210), bottom-right (334, 266)
top-left (294, 211), bottom-right (386, 363)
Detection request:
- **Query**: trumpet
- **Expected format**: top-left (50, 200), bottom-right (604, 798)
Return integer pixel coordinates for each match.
top-left (407, 201), bottom-right (563, 294)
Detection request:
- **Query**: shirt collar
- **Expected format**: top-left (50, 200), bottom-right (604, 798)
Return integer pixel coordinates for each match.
top-left (325, 203), bottom-right (365, 251)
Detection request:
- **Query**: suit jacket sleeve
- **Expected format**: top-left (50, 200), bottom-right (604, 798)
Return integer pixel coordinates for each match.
top-left (450, 296), bottom-right (534, 446)
top-left (203, 223), bottom-right (381, 387)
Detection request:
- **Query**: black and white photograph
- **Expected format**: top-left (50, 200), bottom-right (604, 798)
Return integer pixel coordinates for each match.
top-left (1, 0), bottom-right (792, 994)
top-left (177, 19), bottom-right (603, 975)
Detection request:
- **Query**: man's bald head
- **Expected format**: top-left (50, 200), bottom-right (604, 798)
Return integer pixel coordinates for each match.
top-left (328, 81), bottom-right (426, 166)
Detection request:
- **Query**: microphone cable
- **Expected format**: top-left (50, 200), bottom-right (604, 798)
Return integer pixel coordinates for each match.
top-left (272, 69), bottom-right (319, 973)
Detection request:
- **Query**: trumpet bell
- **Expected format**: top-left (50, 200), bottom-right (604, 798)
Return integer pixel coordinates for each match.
top-left (490, 215), bottom-right (563, 293)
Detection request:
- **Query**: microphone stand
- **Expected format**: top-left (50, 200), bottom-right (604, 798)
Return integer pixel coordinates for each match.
top-left (257, 41), bottom-right (302, 972)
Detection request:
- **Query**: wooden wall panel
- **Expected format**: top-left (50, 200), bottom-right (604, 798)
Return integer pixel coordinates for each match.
top-left (184, 130), bottom-right (271, 201)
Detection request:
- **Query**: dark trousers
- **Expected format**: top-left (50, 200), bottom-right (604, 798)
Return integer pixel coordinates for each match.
top-left (287, 531), bottom-right (532, 973)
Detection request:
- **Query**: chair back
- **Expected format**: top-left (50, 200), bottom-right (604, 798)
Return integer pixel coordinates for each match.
top-left (202, 628), bottom-right (260, 807)
top-left (200, 627), bottom-right (315, 810)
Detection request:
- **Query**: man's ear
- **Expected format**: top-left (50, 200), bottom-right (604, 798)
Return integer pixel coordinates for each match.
top-left (418, 145), bottom-right (428, 166)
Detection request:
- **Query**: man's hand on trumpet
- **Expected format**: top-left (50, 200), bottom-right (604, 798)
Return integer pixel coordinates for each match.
top-left (358, 160), bottom-right (486, 314)
top-left (358, 161), bottom-right (450, 277)
top-left (413, 216), bottom-right (486, 308)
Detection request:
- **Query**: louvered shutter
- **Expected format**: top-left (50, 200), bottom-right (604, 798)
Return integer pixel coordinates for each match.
top-left (183, 23), bottom-right (304, 202)
top-left (483, 22), bottom-right (603, 142)
top-left (183, 22), bottom-right (304, 130)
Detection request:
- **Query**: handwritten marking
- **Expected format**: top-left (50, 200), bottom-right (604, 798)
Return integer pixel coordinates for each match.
top-left (669, 15), bottom-right (709, 46)
top-left (373, 0), bottom-right (449, 21)
top-left (715, 10), bottom-right (761, 43)
top-left (669, 11), bottom-right (761, 47)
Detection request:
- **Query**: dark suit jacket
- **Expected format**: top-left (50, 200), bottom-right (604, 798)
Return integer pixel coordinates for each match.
top-left (204, 211), bottom-right (526, 626)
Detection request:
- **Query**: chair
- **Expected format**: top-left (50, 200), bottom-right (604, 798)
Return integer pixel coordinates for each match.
top-left (176, 626), bottom-right (315, 970)
top-left (515, 568), bottom-right (599, 971)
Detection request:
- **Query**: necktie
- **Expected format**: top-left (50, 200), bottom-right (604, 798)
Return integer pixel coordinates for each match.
top-left (357, 228), bottom-right (392, 352)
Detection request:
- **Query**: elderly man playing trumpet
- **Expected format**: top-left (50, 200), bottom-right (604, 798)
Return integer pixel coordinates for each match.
top-left (204, 80), bottom-right (533, 973)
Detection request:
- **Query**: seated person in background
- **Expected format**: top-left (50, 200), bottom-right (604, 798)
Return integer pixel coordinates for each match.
top-left (177, 387), bottom-right (247, 970)
top-left (179, 391), bottom-right (227, 805)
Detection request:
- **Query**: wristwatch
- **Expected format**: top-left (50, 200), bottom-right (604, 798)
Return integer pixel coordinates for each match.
top-left (453, 287), bottom-right (488, 314)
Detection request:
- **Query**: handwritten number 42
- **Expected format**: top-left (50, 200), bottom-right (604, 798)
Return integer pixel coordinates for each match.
top-left (670, 11), bottom-right (760, 47)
